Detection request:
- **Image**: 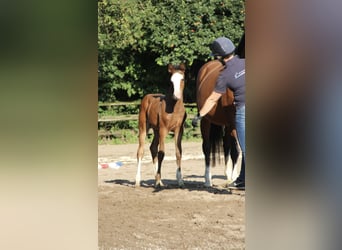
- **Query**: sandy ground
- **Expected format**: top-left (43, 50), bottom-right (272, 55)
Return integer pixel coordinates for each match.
top-left (98, 142), bottom-right (245, 250)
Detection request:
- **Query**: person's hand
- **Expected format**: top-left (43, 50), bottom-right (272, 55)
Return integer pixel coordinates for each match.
top-left (191, 114), bottom-right (202, 127)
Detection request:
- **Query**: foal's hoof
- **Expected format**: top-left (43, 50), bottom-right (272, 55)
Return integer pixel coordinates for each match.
top-left (155, 180), bottom-right (164, 189)
top-left (204, 182), bottom-right (212, 188)
top-left (135, 176), bottom-right (141, 187)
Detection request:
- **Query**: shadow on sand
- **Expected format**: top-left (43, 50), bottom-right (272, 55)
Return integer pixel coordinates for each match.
top-left (104, 175), bottom-right (233, 195)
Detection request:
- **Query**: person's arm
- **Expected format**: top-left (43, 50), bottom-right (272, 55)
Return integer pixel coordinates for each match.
top-left (192, 91), bottom-right (222, 127)
top-left (198, 91), bottom-right (222, 117)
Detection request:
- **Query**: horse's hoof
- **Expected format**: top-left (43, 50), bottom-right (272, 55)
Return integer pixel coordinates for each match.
top-left (178, 182), bottom-right (185, 188)
top-left (135, 182), bottom-right (140, 188)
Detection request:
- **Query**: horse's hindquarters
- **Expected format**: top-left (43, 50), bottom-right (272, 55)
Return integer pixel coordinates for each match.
top-left (196, 60), bottom-right (240, 186)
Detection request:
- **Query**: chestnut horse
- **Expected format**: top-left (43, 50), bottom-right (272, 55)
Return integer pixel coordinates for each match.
top-left (196, 60), bottom-right (242, 187)
top-left (135, 64), bottom-right (187, 188)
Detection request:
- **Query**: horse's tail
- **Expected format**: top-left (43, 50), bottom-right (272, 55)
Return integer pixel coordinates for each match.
top-left (209, 123), bottom-right (223, 167)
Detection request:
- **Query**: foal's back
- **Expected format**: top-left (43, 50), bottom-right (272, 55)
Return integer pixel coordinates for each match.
top-left (140, 93), bottom-right (186, 132)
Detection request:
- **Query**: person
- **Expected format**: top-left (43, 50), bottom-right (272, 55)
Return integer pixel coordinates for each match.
top-left (192, 36), bottom-right (245, 189)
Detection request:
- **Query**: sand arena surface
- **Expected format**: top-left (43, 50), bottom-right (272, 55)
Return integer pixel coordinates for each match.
top-left (98, 142), bottom-right (245, 250)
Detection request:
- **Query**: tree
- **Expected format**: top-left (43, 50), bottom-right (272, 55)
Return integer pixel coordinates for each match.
top-left (98, 0), bottom-right (245, 102)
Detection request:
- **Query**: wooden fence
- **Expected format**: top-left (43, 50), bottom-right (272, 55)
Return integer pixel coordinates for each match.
top-left (98, 102), bottom-right (198, 122)
top-left (98, 102), bottom-right (200, 140)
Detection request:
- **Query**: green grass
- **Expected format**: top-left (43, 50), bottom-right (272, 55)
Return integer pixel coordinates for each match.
top-left (98, 127), bottom-right (202, 145)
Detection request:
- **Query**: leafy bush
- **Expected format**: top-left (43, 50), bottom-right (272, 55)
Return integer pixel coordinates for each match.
top-left (98, 0), bottom-right (245, 102)
top-left (98, 0), bottom-right (245, 143)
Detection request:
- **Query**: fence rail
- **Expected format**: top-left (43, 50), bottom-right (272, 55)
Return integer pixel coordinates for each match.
top-left (98, 102), bottom-right (198, 122)
top-left (98, 115), bottom-right (139, 122)
top-left (98, 102), bottom-right (197, 107)
top-left (98, 102), bottom-right (140, 107)
top-left (98, 102), bottom-right (200, 140)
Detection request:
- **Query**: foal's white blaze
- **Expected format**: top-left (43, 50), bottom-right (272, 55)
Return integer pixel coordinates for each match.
top-left (204, 165), bottom-right (212, 187)
top-left (171, 72), bottom-right (183, 100)
top-left (135, 158), bottom-right (142, 186)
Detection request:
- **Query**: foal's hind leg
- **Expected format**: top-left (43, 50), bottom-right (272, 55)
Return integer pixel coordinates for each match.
top-left (136, 118), bottom-right (147, 187)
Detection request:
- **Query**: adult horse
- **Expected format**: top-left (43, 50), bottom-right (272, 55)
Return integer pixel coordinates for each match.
top-left (135, 64), bottom-right (187, 188)
top-left (196, 60), bottom-right (242, 187)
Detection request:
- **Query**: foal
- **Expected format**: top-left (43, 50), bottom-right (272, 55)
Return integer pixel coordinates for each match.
top-left (135, 64), bottom-right (187, 188)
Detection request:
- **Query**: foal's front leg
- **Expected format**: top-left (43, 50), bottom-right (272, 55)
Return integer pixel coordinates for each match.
top-left (150, 128), bottom-right (159, 176)
top-left (155, 129), bottom-right (167, 188)
top-left (174, 128), bottom-right (184, 188)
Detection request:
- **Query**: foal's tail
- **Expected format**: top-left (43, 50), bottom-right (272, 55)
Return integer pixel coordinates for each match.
top-left (209, 123), bottom-right (223, 167)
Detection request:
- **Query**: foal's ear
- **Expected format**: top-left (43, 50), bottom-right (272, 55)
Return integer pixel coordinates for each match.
top-left (179, 63), bottom-right (186, 72)
top-left (167, 63), bottom-right (186, 73)
top-left (167, 63), bottom-right (173, 73)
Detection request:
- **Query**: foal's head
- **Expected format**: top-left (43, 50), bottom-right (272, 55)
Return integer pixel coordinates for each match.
top-left (167, 63), bottom-right (186, 101)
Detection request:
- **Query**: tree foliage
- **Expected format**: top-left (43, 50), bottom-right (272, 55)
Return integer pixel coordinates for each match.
top-left (98, 0), bottom-right (245, 102)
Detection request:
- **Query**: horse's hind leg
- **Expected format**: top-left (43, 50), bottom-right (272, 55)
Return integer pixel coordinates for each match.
top-left (231, 129), bottom-right (243, 182)
top-left (201, 118), bottom-right (212, 187)
top-left (174, 126), bottom-right (184, 188)
top-left (223, 127), bottom-right (235, 183)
